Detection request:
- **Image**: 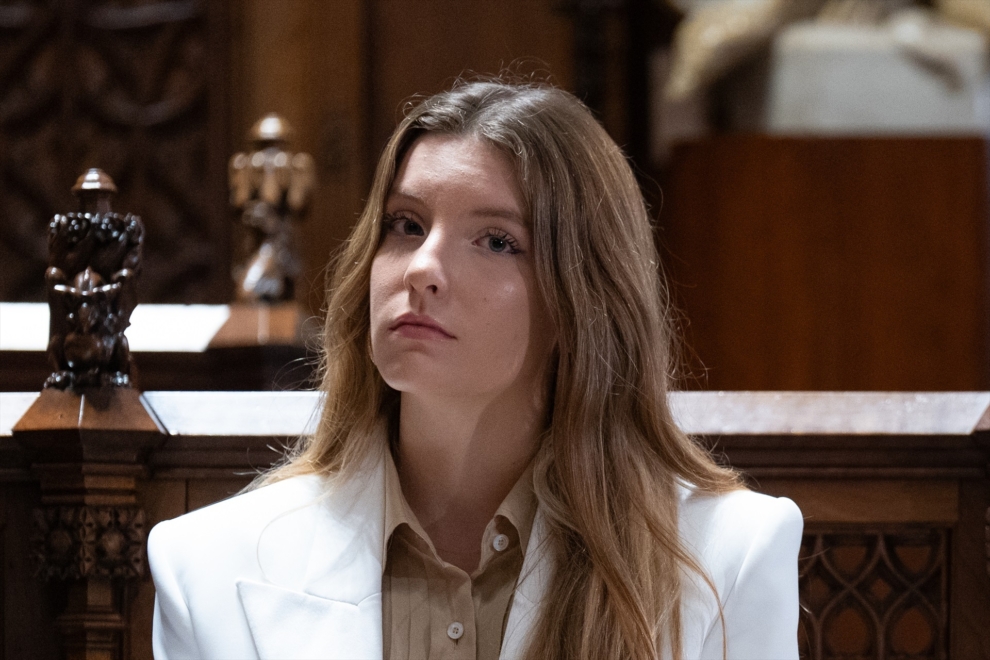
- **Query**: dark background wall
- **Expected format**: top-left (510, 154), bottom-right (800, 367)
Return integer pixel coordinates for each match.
top-left (2, 0), bottom-right (987, 391)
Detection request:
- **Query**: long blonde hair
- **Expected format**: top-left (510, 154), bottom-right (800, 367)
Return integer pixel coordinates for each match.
top-left (269, 79), bottom-right (742, 659)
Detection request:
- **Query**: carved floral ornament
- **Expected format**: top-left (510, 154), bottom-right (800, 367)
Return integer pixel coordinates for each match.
top-left (34, 506), bottom-right (146, 582)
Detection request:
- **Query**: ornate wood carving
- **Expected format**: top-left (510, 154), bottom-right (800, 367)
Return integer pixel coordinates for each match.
top-left (0, 0), bottom-right (229, 304)
top-left (799, 527), bottom-right (948, 660)
top-left (7, 165), bottom-right (165, 659)
top-left (2, 390), bottom-right (986, 658)
top-left (13, 388), bottom-right (162, 660)
top-left (229, 114), bottom-right (314, 303)
top-left (34, 505), bottom-right (145, 581)
top-left (45, 170), bottom-right (143, 390)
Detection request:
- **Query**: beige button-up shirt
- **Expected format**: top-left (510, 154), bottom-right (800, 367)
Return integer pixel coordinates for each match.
top-left (381, 454), bottom-right (537, 660)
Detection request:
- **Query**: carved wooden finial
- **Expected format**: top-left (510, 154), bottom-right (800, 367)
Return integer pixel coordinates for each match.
top-left (229, 114), bottom-right (314, 303)
top-left (71, 168), bottom-right (118, 214)
top-left (248, 112), bottom-right (293, 144)
top-left (44, 169), bottom-right (144, 390)
top-left (14, 170), bottom-right (161, 660)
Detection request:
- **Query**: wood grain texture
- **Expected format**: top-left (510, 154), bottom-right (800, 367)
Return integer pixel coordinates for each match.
top-left (759, 479), bottom-right (959, 524)
top-left (0, 345), bottom-right (314, 392)
top-left (367, 0), bottom-right (575, 156)
top-left (800, 526), bottom-right (949, 659)
top-left (1, 390), bottom-right (988, 658)
top-left (186, 477), bottom-right (252, 513)
top-left (662, 136), bottom-right (990, 391)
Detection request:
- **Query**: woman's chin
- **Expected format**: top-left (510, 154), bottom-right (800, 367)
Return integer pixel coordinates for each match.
top-left (378, 368), bottom-right (468, 399)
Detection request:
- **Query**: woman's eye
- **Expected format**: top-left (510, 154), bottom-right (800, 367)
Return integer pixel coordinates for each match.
top-left (487, 236), bottom-right (508, 252)
top-left (400, 219), bottom-right (424, 236)
top-left (384, 213), bottom-right (424, 237)
top-left (480, 230), bottom-right (521, 254)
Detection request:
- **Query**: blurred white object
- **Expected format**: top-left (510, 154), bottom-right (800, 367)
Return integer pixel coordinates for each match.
top-left (0, 303), bottom-right (230, 352)
top-left (664, 0), bottom-right (816, 102)
top-left (732, 13), bottom-right (990, 134)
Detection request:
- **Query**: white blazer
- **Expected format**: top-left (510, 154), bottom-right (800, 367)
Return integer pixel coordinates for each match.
top-left (148, 452), bottom-right (803, 660)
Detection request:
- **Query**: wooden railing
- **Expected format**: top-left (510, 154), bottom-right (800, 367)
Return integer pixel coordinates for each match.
top-left (1, 390), bottom-right (987, 659)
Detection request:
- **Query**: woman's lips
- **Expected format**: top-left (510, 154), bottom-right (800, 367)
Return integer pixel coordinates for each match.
top-left (390, 313), bottom-right (455, 339)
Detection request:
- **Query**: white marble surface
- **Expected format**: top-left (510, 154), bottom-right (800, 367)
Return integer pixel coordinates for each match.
top-left (0, 392), bottom-right (39, 436)
top-left (0, 303), bottom-right (230, 352)
top-left (6, 390), bottom-right (983, 438)
top-left (668, 390), bottom-right (990, 435)
top-left (143, 390), bottom-right (322, 437)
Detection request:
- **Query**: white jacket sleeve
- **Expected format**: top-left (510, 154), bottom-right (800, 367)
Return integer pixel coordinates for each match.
top-left (149, 522), bottom-right (201, 660)
top-left (699, 496), bottom-right (804, 660)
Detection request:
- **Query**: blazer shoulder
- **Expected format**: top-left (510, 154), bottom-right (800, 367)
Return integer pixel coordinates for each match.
top-left (678, 486), bottom-right (803, 589)
top-left (148, 474), bottom-right (328, 558)
top-left (680, 486), bottom-right (802, 540)
top-left (679, 488), bottom-right (803, 658)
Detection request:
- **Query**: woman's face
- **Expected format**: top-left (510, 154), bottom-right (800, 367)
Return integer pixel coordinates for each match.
top-left (370, 134), bottom-right (554, 406)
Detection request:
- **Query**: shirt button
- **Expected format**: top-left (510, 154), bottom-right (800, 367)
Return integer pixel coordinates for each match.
top-left (447, 621), bottom-right (464, 640)
top-left (492, 534), bottom-right (510, 552)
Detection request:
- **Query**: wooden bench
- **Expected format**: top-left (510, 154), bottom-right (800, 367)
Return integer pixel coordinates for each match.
top-left (2, 390), bottom-right (987, 659)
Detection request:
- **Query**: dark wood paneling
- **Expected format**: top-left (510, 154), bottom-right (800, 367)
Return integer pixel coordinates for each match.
top-left (662, 137), bottom-right (990, 391)
top-left (951, 479), bottom-right (990, 659)
top-left (367, 0), bottom-right (575, 156)
top-left (128, 479), bottom-right (186, 660)
top-left (0, 346), bottom-right (315, 393)
top-left (0, 0), bottom-right (231, 304)
top-left (800, 526), bottom-right (949, 660)
top-left (228, 0), bottom-right (368, 315)
top-left (2, 483), bottom-right (61, 660)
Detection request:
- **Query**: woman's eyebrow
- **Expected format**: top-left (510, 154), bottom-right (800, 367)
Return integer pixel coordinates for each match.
top-left (471, 207), bottom-right (525, 223)
top-left (386, 190), bottom-right (527, 226)
top-left (385, 190), bottom-right (424, 206)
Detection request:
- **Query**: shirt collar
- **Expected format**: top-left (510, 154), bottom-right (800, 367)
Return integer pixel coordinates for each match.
top-left (381, 450), bottom-right (428, 560)
top-left (492, 460), bottom-right (537, 553)
top-left (381, 451), bottom-right (538, 571)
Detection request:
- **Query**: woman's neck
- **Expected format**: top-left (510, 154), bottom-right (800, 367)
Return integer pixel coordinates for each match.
top-left (396, 390), bottom-right (545, 572)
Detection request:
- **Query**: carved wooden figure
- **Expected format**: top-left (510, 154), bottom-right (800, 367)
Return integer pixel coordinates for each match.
top-left (229, 113), bottom-right (315, 303)
top-left (45, 169), bottom-right (144, 390)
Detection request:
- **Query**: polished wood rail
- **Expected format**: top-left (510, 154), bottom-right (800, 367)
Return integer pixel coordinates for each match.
top-left (1, 390), bottom-right (987, 659)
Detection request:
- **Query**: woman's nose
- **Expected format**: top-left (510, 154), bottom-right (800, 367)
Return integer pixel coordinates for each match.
top-left (403, 232), bottom-right (448, 295)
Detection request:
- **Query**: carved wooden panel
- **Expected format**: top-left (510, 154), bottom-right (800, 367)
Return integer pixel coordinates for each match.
top-left (0, 0), bottom-right (230, 304)
top-left (799, 527), bottom-right (948, 660)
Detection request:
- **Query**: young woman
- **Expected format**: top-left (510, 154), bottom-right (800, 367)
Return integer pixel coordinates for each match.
top-left (149, 80), bottom-right (802, 660)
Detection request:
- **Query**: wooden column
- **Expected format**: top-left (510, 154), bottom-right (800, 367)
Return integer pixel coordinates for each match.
top-left (8, 168), bottom-right (166, 660)
top-left (12, 388), bottom-right (164, 660)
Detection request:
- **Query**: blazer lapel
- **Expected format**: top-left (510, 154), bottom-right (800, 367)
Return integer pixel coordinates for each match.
top-left (237, 580), bottom-right (383, 659)
top-left (501, 507), bottom-right (553, 660)
top-left (237, 444), bottom-right (389, 660)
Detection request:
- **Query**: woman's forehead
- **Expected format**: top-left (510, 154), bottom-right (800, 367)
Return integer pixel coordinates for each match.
top-left (387, 134), bottom-right (528, 223)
